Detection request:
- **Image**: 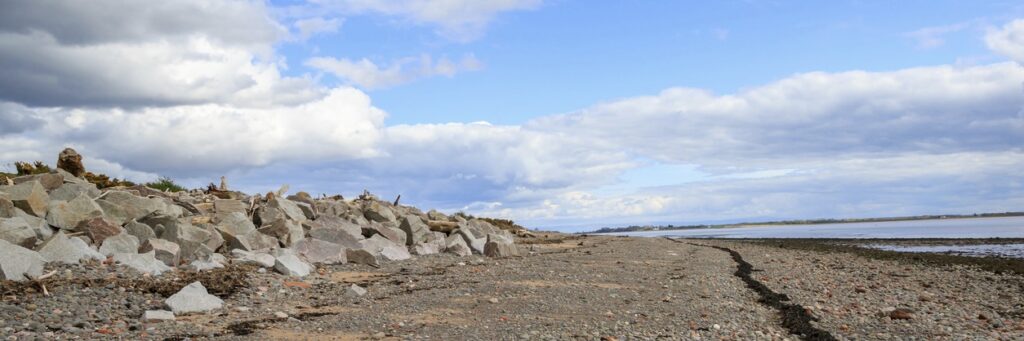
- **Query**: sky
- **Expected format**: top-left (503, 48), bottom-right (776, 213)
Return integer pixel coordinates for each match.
top-left (1, 0), bottom-right (1023, 232)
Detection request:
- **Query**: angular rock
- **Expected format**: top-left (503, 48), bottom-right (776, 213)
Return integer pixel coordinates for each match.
top-left (165, 281), bottom-right (223, 314)
top-left (100, 191), bottom-right (167, 222)
top-left (214, 212), bottom-right (256, 237)
top-left (362, 201), bottom-right (396, 223)
top-left (112, 251), bottom-right (172, 275)
top-left (484, 234), bottom-right (520, 258)
top-left (159, 221), bottom-right (211, 261)
top-left (229, 249), bottom-right (275, 268)
top-left (308, 226), bottom-right (363, 250)
top-left (360, 234), bottom-right (411, 261)
top-left (13, 173), bottom-right (64, 191)
top-left (293, 238), bottom-right (347, 264)
top-left (143, 310), bottom-right (175, 322)
top-left (454, 228), bottom-right (486, 254)
top-left (213, 199), bottom-right (247, 215)
top-left (445, 234), bottom-right (472, 257)
top-left (398, 215), bottom-right (430, 246)
top-left (257, 219), bottom-right (304, 247)
top-left (224, 230), bottom-right (278, 252)
top-left (295, 202), bottom-right (317, 220)
top-left (74, 217), bottom-right (122, 245)
top-left (55, 168), bottom-right (88, 184)
top-left (0, 181), bottom-right (48, 217)
top-left (37, 231), bottom-right (105, 264)
top-left (15, 208), bottom-right (53, 241)
top-left (56, 148), bottom-right (85, 177)
top-left (345, 248), bottom-right (379, 267)
top-left (273, 252), bottom-right (313, 277)
top-left (139, 239), bottom-right (181, 266)
top-left (412, 233), bottom-right (447, 256)
top-left (45, 193), bottom-right (104, 230)
top-left (346, 284), bottom-right (367, 297)
top-left (124, 219), bottom-right (156, 242)
top-left (47, 182), bottom-right (100, 202)
top-left (0, 239), bottom-right (45, 281)
top-left (426, 209), bottom-right (448, 221)
top-left (367, 223), bottom-right (406, 246)
top-left (186, 258), bottom-right (225, 272)
top-left (267, 197), bottom-right (306, 223)
top-left (0, 217), bottom-right (39, 247)
top-left (0, 193), bottom-right (15, 218)
top-left (98, 232), bottom-right (140, 256)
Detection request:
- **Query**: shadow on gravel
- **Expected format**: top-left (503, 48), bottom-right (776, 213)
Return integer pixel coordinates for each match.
top-left (668, 238), bottom-right (837, 341)
top-left (1, 264), bottom-right (254, 299)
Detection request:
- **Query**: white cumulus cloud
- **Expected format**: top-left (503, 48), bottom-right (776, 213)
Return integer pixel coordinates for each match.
top-left (307, 54), bottom-right (483, 89)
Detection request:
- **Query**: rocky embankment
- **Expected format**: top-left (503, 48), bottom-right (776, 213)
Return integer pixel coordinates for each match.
top-left (1, 149), bottom-right (526, 336)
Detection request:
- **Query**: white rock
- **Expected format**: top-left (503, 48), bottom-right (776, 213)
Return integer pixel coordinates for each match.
top-left (112, 251), bottom-right (172, 276)
top-left (346, 284), bottom-right (367, 297)
top-left (98, 232), bottom-right (140, 256)
top-left (230, 249), bottom-right (275, 268)
top-left (273, 253), bottom-right (312, 277)
top-left (142, 310), bottom-right (175, 322)
top-left (37, 231), bottom-right (105, 264)
top-left (165, 281), bottom-right (223, 314)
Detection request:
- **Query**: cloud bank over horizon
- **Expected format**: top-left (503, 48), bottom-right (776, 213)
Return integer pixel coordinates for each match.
top-left (1, 1), bottom-right (1022, 231)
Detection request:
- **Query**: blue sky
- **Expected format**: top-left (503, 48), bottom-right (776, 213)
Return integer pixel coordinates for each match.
top-left (1, 0), bottom-right (1023, 231)
top-left (284, 0), bottom-right (1022, 124)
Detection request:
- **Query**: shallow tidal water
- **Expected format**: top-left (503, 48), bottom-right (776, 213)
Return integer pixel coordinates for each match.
top-left (604, 216), bottom-right (1024, 239)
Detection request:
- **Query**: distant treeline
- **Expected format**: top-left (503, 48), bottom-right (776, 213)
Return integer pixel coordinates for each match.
top-left (585, 211), bottom-right (1024, 234)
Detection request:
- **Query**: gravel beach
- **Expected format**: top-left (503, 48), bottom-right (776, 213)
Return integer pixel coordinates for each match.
top-left (2, 234), bottom-right (1023, 340)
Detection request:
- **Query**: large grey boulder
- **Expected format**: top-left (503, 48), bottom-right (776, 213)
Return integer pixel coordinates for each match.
top-left (224, 230), bottom-right (278, 252)
top-left (445, 234), bottom-right (472, 257)
top-left (345, 248), bottom-right (379, 267)
top-left (214, 212), bottom-right (256, 238)
top-left (362, 201), bottom-right (396, 223)
top-left (213, 199), bottom-right (246, 215)
top-left (268, 197), bottom-right (307, 222)
top-left (159, 221), bottom-right (211, 261)
top-left (0, 239), bottom-right (45, 281)
top-left (453, 228), bottom-right (486, 254)
top-left (426, 209), bottom-right (448, 221)
top-left (229, 249), bottom-right (275, 268)
top-left (124, 219), bottom-right (156, 242)
top-left (483, 234), bottom-right (520, 258)
top-left (37, 231), bottom-right (104, 264)
top-left (359, 234), bottom-right (411, 261)
top-left (273, 250), bottom-right (313, 277)
top-left (0, 217), bottom-right (39, 247)
top-left (256, 219), bottom-right (304, 247)
top-left (48, 182), bottom-right (100, 202)
top-left (293, 238), bottom-right (347, 264)
top-left (13, 173), bottom-right (64, 191)
top-left (165, 282), bottom-right (223, 314)
top-left (412, 232), bottom-right (447, 256)
top-left (0, 193), bottom-right (15, 218)
top-left (0, 181), bottom-right (48, 217)
top-left (112, 251), bottom-right (172, 275)
top-left (398, 215), bottom-right (430, 246)
top-left (98, 232), bottom-right (140, 256)
top-left (367, 223), bottom-right (406, 245)
top-left (100, 191), bottom-right (167, 222)
top-left (45, 193), bottom-right (104, 230)
top-left (15, 208), bottom-right (53, 241)
top-left (139, 239), bottom-right (181, 266)
top-left (307, 225), bottom-right (363, 249)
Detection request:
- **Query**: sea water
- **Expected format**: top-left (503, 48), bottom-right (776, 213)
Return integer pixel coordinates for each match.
top-left (606, 216), bottom-right (1024, 239)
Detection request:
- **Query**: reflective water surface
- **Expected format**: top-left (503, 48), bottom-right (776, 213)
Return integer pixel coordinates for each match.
top-left (605, 216), bottom-right (1024, 239)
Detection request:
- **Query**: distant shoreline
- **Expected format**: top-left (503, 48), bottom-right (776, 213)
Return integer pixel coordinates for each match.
top-left (584, 211), bottom-right (1024, 234)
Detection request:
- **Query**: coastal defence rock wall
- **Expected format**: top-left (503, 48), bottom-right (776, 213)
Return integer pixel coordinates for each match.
top-left (0, 148), bottom-right (525, 283)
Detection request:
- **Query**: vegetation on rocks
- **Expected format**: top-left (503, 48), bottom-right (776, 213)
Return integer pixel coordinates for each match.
top-left (143, 176), bottom-right (186, 193)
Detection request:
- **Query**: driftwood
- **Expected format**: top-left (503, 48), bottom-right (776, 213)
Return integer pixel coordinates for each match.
top-left (426, 220), bottom-right (459, 233)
